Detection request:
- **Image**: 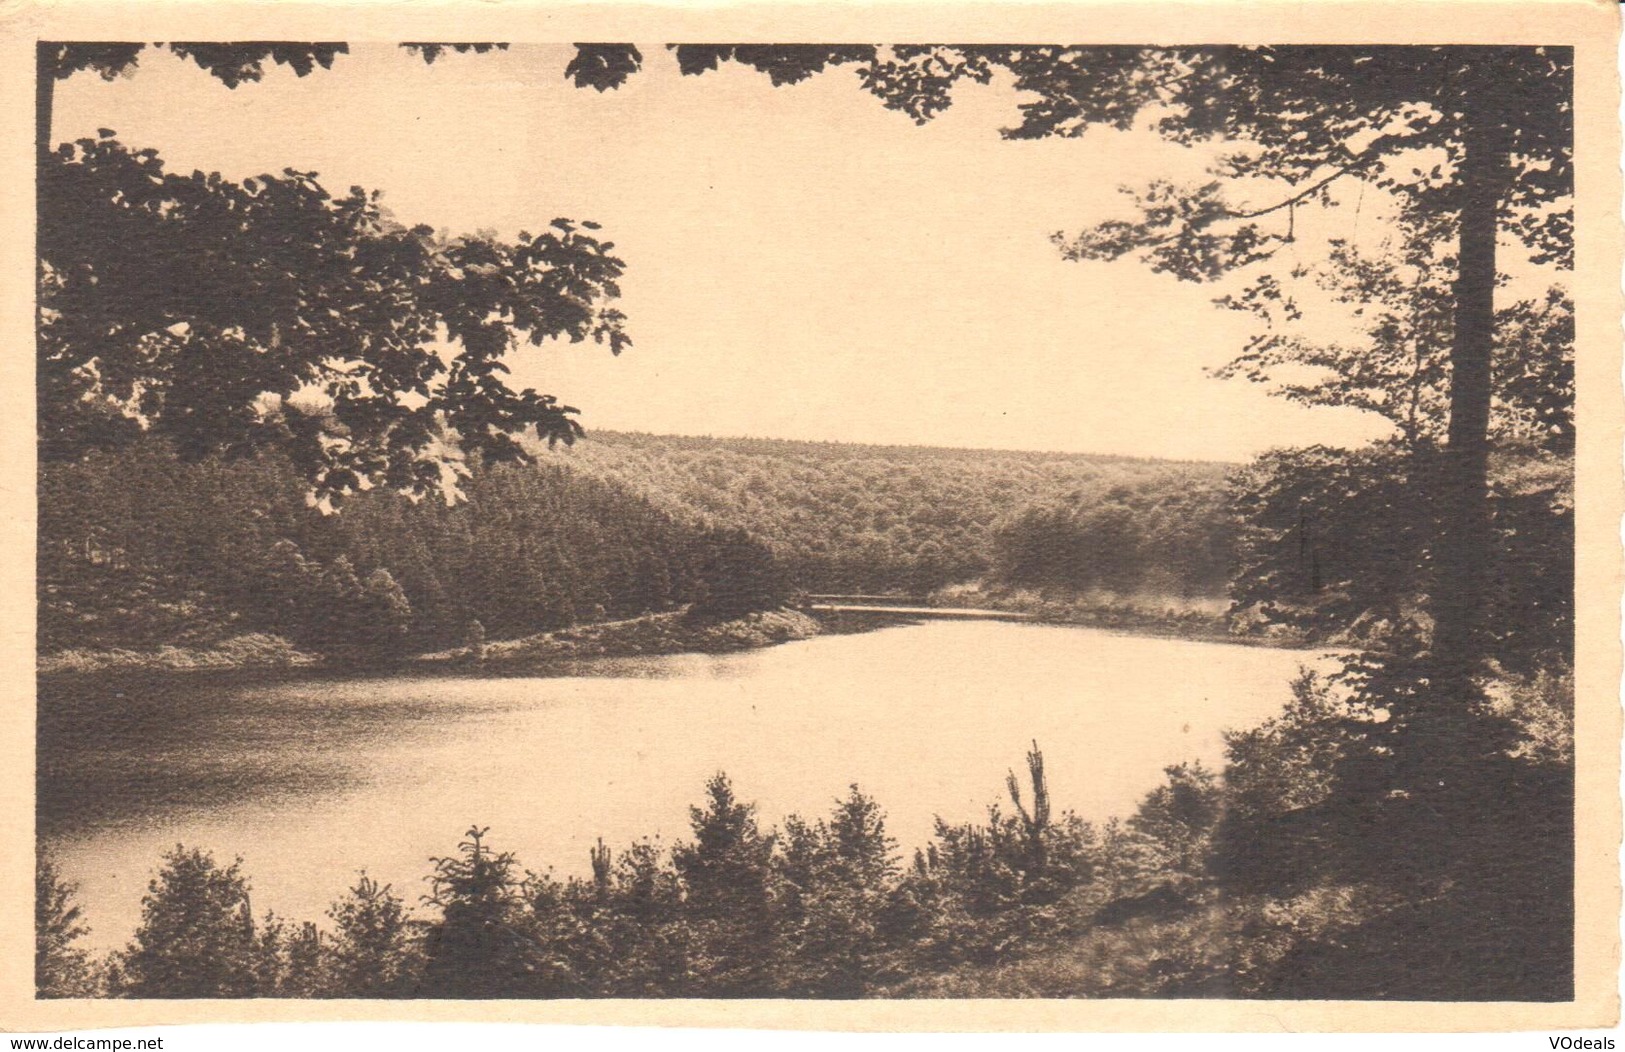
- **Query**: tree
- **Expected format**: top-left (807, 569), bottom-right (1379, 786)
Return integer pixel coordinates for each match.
top-left (327, 874), bottom-right (418, 997)
top-left (280, 921), bottom-right (326, 997)
top-left (319, 563), bottom-right (414, 647)
top-left (994, 500), bottom-right (1145, 594)
top-left (689, 527), bottom-right (788, 619)
top-left (1229, 444), bottom-right (1433, 643)
top-left (595, 838), bottom-right (690, 995)
top-left (37, 43), bottom-right (515, 166)
top-left (895, 744), bottom-right (1097, 969)
top-left (1211, 669), bottom-right (1370, 893)
top-left (247, 911), bottom-right (324, 997)
top-left (672, 773), bottom-right (780, 994)
top-left (419, 826), bottom-right (539, 998)
top-left (1023, 49), bottom-right (1569, 686)
top-left (1124, 762), bottom-right (1222, 882)
top-left (38, 43), bottom-right (654, 506)
top-left (36, 847), bottom-right (95, 997)
top-left (116, 846), bottom-right (262, 997)
top-left (775, 786), bottom-right (901, 996)
top-left (40, 134), bottom-right (628, 504)
top-left (1229, 442), bottom-right (1572, 670)
top-left (1214, 219), bottom-right (1573, 459)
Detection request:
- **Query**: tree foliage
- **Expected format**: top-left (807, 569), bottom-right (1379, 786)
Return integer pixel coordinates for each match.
top-left (561, 431), bottom-right (1236, 597)
top-left (38, 440), bottom-right (731, 654)
top-left (40, 42), bottom-right (1576, 1002)
top-left (645, 44), bottom-right (1568, 245)
top-left (993, 483), bottom-right (1234, 599)
top-left (39, 433), bottom-right (1242, 660)
top-left (40, 135), bottom-right (627, 503)
top-left (565, 44), bottom-right (644, 91)
top-left (1229, 443), bottom-right (1572, 672)
top-left (50, 696), bottom-right (1575, 1001)
top-left (420, 827), bottom-right (537, 998)
top-left (688, 528), bottom-right (788, 619)
top-left (36, 848), bottom-right (95, 997)
top-left (40, 43), bottom-right (349, 91)
top-left (672, 773), bottom-right (781, 995)
top-left (400, 44), bottom-right (508, 66)
top-left (1215, 227), bottom-right (1573, 458)
top-left (326, 875), bottom-right (418, 997)
top-left (116, 847), bottom-right (262, 997)
top-left (40, 41), bottom-right (511, 95)
top-left (38, 43), bottom-right (658, 505)
top-left (774, 786), bottom-right (903, 995)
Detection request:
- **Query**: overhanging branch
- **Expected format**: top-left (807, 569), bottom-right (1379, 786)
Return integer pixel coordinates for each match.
top-left (1223, 153), bottom-right (1377, 221)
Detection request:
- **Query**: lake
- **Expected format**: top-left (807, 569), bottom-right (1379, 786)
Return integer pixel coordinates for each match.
top-left (39, 620), bottom-right (1326, 950)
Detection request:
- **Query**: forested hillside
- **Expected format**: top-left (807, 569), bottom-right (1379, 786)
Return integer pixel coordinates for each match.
top-left (39, 440), bottom-right (780, 658)
top-left (42, 428), bottom-right (1568, 672)
top-left (40, 433), bottom-right (1240, 661)
top-left (555, 431), bottom-right (1235, 595)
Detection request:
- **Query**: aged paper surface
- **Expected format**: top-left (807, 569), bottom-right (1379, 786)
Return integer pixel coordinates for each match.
top-left (0, 0), bottom-right (1619, 1034)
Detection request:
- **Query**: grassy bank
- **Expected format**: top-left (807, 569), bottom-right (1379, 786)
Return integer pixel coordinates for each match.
top-left (37, 632), bottom-right (320, 676)
top-left (416, 607), bottom-right (824, 671)
top-left (40, 608), bottom-right (824, 680)
top-left (926, 583), bottom-right (1293, 647)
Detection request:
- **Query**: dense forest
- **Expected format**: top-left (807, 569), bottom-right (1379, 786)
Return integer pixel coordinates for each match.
top-left (39, 440), bottom-right (787, 660)
top-left (41, 424), bottom-right (1568, 673)
top-left (556, 432), bottom-right (1236, 597)
top-left (38, 425), bottom-right (1576, 1001)
top-left (39, 433), bottom-right (1239, 663)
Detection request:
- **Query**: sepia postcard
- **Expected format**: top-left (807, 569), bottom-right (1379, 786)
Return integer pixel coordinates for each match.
top-left (0, 0), bottom-right (1620, 1036)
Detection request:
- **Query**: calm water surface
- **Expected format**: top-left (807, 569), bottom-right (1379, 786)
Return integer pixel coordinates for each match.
top-left (40, 621), bottom-right (1326, 949)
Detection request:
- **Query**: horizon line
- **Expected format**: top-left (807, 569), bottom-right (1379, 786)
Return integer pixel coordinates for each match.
top-left (573, 426), bottom-right (1250, 467)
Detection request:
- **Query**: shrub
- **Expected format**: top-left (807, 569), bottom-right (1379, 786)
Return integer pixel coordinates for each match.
top-left (775, 786), bottom-right (901, 996)
top-left (36, 848), bottom-right (95, 997)
top-left (672, 774), bottom-right (781, 994)
top-left (115, 846), bottom-right (262, 997)
top-left (327, 874), bottom-right (418, 997)
top-left (419, 827), bottom-right (539, 998)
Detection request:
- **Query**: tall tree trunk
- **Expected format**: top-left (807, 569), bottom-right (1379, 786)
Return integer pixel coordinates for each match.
top-left (38, 45), bottom-right (55, 463)
top-left (36, 45), bottom-right (54, 168)
top-left (1430, 73), bottom-right (1506, 691)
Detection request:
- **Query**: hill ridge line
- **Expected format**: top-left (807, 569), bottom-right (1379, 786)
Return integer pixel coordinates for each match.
top-left (567, 429), bottom-right (1242, 469)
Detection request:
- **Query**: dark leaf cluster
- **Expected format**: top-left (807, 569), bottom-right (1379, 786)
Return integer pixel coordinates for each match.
top-left (40, 138), bottom-right (628, 502)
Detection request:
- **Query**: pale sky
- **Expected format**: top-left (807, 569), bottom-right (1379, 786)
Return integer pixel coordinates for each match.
top-left (52, 43), bottom-right (1411, 461)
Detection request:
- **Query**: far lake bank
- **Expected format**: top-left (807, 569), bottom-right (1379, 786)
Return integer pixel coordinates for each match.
top-left (37, 591), bottom-right (1318, 683)
top-left (36, 607), bottom-right (825, 680)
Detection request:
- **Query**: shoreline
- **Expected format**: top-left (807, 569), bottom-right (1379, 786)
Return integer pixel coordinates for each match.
top-left (413, 607), bottom-right (825, 673)
top-left (36, 607), bottom-right (828, 682)
top-left (34, 596), bottom-right (1317, 683)
top-left (921, 586), bottom-right (1318, 652)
